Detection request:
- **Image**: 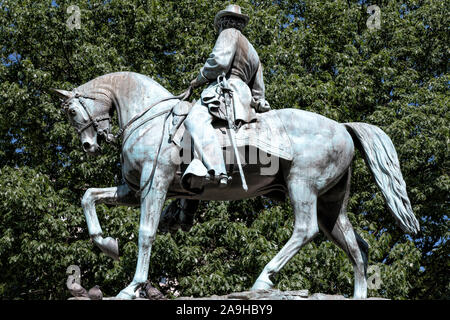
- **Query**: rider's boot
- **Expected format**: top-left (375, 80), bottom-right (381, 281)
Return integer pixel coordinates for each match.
top-left (210, 172), bottom-right (229, 188)
top-left (185, 104), bottom-right (229, 186)
top-left (219, 175), bottom-right (228, 187)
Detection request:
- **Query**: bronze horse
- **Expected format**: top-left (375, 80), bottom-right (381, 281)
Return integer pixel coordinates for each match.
top-left (53, 71), bottom-right (419, 299)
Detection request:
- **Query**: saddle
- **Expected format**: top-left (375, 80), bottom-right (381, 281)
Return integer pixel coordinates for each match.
top-left (170, 101), bottom-right (293, 158)
top-left (169, 101), bottom-right (293, 192)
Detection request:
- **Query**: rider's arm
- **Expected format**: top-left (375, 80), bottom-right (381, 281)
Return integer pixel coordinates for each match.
top-left (250, 62), bottom-right (270, 112)
top-left (192, 28), bottom-right (239, 87)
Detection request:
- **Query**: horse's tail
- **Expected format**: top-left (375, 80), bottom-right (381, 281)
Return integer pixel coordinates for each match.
top-left (344, 122), bottom-right (420, 234)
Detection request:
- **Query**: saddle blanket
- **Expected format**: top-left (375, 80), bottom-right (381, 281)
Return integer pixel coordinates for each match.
top-left (171, 110), bottom-right (293, 161)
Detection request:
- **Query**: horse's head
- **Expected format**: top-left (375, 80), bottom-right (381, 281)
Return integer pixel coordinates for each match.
top-left (52, 88), bottom-right (113, 156)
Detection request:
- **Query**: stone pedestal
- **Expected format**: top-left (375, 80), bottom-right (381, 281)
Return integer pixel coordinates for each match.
top-left (69, 288), bottom-right (388, 300)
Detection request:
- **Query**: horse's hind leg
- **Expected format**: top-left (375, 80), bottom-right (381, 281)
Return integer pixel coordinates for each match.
top-left (251, 180), bottom-right (319, 290)
top-left (82, 184), bottom-right (138, 260)
top-left (317, 167), bottom-right (369, 299)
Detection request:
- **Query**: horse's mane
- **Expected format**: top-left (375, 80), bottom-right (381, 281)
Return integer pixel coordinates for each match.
top-left (74, 72), bottom-right (170, 107)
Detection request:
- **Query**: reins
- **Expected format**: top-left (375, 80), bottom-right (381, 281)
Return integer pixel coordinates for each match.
top-left (72, 86), bottom-right (192, 197)
top-left (120, 86), bottom-right (193, 196)
top-left (116, 89), bottom-right (189, 141)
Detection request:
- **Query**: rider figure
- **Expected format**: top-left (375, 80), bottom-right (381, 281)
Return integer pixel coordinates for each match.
top-left (185, 4), bottom-right (270, 186)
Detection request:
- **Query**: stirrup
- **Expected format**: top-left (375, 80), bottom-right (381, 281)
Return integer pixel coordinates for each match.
top-left (218, 176), bottom-right (228, 188)
top-left (206, 173), bottom-right (229, 187)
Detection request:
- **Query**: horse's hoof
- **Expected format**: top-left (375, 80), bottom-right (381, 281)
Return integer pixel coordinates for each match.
top-left (352, 294), bottom-right (367, 300)
top-left (101, 237), bottom-right (119, 261)
top-left (116, 288), bottom-right (136, 300)
top-left (251, 279), bottom-right (274, 291)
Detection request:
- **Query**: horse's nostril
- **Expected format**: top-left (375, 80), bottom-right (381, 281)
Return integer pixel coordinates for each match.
top-left (83, 142), bottom-right (91, 150)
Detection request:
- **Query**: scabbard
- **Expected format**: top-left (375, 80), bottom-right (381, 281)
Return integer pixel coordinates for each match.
top-left (222, 87), bottom-right (248, 192)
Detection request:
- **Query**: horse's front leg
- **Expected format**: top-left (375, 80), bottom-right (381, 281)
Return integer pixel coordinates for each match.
top-left (82, 184), bottom-right (138, 260)
top-left (116, 163), bottom-right (174, 299)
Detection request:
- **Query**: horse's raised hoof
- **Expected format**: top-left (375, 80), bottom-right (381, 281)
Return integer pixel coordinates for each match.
top-left (95, 236), bottom-right (119, 261)
top-left (251, 278), bottom-right (274, 291)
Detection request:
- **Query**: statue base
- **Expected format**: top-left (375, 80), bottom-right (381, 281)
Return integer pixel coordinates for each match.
top-left (177, 289), bottom-right (387, 300)
top-left (68, 288), bottom-right (388, 300)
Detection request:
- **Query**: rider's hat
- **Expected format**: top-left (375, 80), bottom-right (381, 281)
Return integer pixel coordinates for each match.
top-left (214, 4), bottom-right (249, 30)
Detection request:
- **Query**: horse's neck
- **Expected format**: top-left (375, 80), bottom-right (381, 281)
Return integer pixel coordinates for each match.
top-left (110, 73), bottom-right (174, 129)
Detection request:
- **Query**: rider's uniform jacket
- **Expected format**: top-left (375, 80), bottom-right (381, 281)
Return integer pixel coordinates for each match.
top-left (195, 27), bottom-right (270, 123)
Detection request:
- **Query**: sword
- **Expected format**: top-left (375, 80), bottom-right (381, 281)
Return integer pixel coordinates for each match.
top-left (218, 73), bottom-right (248, 192)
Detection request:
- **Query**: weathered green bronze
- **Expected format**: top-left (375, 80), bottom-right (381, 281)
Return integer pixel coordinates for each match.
top-left (52, 4), bottom-right (419, 300)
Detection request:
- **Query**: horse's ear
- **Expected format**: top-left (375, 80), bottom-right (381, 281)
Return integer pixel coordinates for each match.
top-left (50, 88), bottom-right (74, 100)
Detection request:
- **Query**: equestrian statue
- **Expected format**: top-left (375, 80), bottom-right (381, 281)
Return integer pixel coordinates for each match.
top-left (51, 5), bottom-right (419, 299)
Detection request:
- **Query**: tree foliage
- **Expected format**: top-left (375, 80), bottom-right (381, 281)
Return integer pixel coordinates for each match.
top-left (0, 0), bottom-right (448, 299)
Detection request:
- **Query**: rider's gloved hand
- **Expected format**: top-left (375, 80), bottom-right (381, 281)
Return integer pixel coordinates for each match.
top-left (252, 98), bottom-right (271, 112)
top-left (259, 99), bottom-right (271, 112)
top-left (191, 69), bottom-right (208, 89)
top-left (190, 78), bottom-right (200, 89)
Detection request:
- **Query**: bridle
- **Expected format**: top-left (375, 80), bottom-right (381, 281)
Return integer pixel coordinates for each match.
top-left (65, 92), bottom-right (114, 143)
top-left (64, 86), bottom-right (192, 197)
top-left (64, 87), bottom-right (192, 146)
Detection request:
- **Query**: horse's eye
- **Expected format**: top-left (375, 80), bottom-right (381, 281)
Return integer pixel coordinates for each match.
top-left (69, 109), bottom-right (77, 116)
